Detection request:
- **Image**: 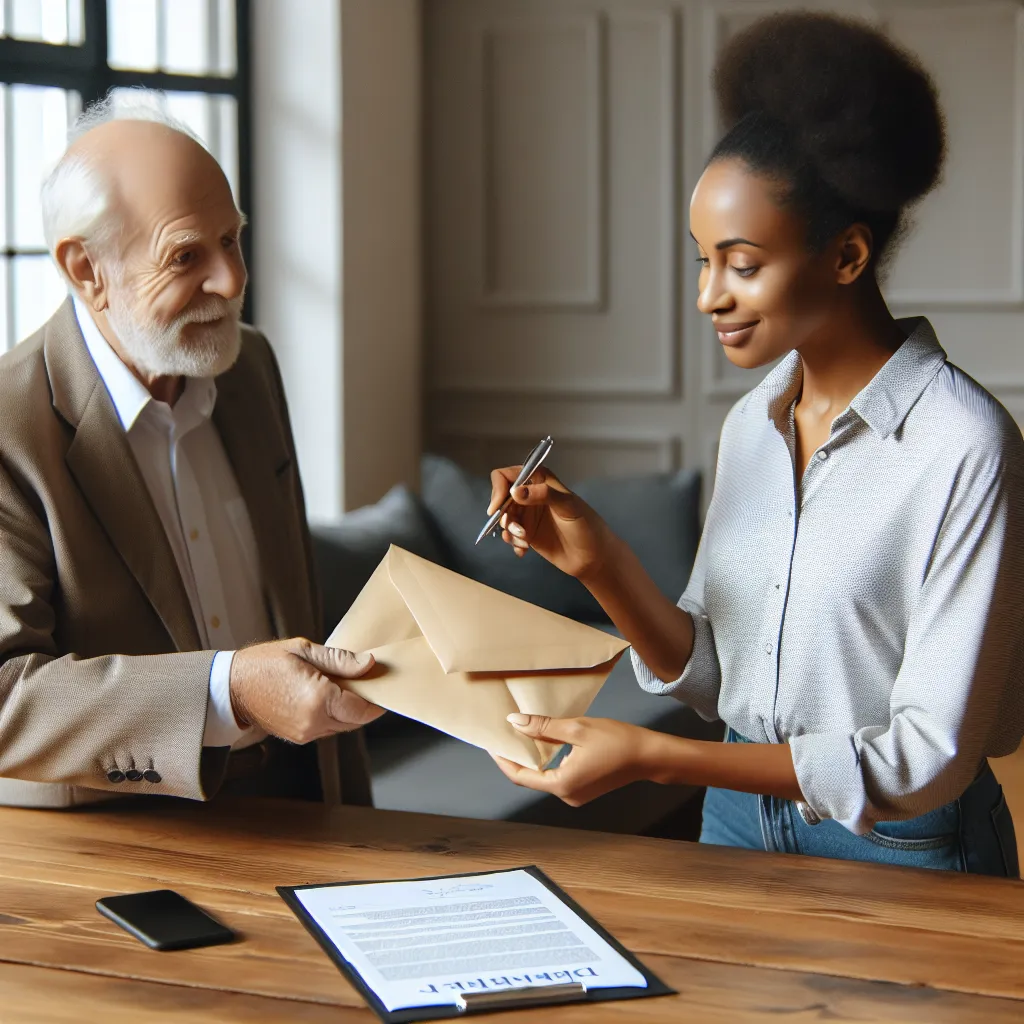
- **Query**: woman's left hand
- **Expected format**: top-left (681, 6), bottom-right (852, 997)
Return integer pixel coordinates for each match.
top-left (493, 714), bottom-right (664, 806)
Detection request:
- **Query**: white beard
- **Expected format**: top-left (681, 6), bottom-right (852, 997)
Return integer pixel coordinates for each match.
top-left (106, 290), bottom-right (244, 379)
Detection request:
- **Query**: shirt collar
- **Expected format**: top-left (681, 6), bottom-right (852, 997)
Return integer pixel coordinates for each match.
top-left (72, 294), bottom-right (218, 432)
top-left (848, 317), bottom-right (947, 437)
top-left (744, 317), bottom-right (947, 439)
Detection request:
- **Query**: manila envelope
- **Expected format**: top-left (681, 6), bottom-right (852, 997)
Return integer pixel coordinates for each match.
top-left (326, 545), bottom-right (629, 769)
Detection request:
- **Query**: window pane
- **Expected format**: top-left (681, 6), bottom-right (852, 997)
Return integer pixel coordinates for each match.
top-left (215, 0), bottom-right (236, 76)
top-left (0, 258), bottom-right (8, 353)
top-left (1, 0), bottom-right (84, 44)
top-left (108, 0), bottom-right (236, 76)
top-left (162, 0), bottom-right (208, 75)
top-left (108, 87), bottom-right (239, 201)
top-left (107, 0), bottom-right (158, 71)
top-left (4, 255), bottom-right (66, 350)
top-left (211, 94), bottom-right (238, 200)
top-left (5, 84), bottom-right (78, 248)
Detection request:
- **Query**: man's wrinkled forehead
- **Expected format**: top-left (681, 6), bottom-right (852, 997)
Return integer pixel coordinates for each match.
top-left (69, 119), bottom-right (240, 245)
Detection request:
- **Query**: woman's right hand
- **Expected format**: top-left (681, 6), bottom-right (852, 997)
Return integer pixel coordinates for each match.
top-left (488, 466), bottom-right (612, 580)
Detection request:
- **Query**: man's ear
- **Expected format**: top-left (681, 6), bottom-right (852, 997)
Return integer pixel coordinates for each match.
top-left (835, 224), bottom-right (873, 285)
top-left (54, 238), bottom-right (109, 311)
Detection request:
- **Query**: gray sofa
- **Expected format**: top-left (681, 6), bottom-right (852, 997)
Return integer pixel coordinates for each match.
top-left (310, 454), bottom-right (722, 836)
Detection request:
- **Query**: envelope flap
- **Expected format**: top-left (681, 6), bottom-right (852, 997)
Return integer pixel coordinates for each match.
top-left (385, 546), bottom-right (629, 674)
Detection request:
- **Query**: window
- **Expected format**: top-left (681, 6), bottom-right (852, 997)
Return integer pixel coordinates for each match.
top-left (0, 0), bottom-right (251, 352)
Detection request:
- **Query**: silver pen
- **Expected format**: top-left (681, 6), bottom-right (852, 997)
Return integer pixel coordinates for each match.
top-left (474, 436), bottom-right (555, 546)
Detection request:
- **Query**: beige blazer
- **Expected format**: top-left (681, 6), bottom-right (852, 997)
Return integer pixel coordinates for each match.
top-left (0, 299), bottom-right (368, 807)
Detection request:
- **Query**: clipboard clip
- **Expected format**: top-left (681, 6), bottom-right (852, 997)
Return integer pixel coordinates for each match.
top-left (454, 981), bottom-right (587, 1013)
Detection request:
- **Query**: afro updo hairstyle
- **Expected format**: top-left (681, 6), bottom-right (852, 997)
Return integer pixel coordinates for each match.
top-left (709, 12), bottom-right (946, 267)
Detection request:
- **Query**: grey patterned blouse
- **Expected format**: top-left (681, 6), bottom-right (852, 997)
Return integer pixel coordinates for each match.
top-left (632, 317), bottom-right (1024, 834)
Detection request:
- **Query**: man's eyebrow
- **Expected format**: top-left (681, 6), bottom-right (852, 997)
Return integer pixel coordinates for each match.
top-left (164, 230), bottom-right (203, 248)
top-left (162, 216), bottom-right (247, 249)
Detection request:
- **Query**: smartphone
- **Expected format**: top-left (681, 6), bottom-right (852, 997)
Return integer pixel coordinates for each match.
top-left (95, 889), bottom-right (236, 951)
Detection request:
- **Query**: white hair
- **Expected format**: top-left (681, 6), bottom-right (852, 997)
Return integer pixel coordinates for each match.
top-left (40, 91), bottom-right (200, 262)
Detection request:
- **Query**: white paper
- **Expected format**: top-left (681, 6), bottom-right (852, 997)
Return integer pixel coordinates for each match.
top-left (293, 868), bottom-right (648, 1012)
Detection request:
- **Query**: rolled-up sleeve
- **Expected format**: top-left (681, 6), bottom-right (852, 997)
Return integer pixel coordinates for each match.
top-left (791, 454), bottom-right (1024, 834)
top-left (631, 530), bottom-right (722, 722)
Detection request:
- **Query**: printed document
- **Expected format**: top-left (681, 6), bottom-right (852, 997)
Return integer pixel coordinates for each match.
top-left (292, 868), bottom-right (648, 1012)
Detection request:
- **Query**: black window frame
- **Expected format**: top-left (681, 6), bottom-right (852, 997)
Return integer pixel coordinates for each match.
top-left (0, 0), bottom-right (253, 324)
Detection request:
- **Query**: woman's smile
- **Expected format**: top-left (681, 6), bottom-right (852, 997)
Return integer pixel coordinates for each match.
top-left (715, 320), bottom-right (759, 346)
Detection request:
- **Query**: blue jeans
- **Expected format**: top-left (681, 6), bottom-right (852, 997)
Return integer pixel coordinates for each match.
top-left (700, 729), bottom-right (1020, 877)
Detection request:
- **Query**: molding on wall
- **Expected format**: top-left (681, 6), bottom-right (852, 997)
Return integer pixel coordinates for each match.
top-left (429, 379), bottom-right (679, 400)
top-left (430, 6), bottom-right (681, 400)
top-left (477, 13), bottom-right (605, 311)
top-left (612, 5), bottom-right (682, 401)
top-left (431, 429), bottom-right (684, 478)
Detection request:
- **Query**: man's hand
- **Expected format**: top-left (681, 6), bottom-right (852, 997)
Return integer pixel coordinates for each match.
top-left (492, 714), bottom-right (664, 806)
top-left (228, 638), bottom-right (384, 744)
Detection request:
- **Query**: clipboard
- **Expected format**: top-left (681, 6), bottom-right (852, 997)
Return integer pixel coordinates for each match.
top-left (278, 865), bottom-right (674, 1021)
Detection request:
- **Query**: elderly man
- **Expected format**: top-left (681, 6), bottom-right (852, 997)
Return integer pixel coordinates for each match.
top-left (0, 99), bottom-right (383, 808)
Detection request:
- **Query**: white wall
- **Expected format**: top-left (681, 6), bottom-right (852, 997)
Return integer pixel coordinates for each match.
top-left (340, 0), bottom-right (424, 513)
top-left (424, 0), bottom-right (1024, 493)
top-left (252, 0), bottom-right (343, 521)
top-left (252, 0), bottom-right (422, 522)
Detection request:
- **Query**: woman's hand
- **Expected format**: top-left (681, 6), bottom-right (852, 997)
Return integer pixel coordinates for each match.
top-left (494, 714), bottom-right (806, 806)
top-left (488, 466), bottom-right (612, 579)
top-left (492, 714), bottom-right (666, 806)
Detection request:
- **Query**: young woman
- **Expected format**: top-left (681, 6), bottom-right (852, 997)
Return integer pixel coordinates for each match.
top-left (487, 12), bottom-right (1024, 876)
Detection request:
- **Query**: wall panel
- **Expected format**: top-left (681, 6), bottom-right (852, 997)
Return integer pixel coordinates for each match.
top-left (480, 16), bottom-right (603, 308)
top-left (427, 0), bottom-right (681, 402)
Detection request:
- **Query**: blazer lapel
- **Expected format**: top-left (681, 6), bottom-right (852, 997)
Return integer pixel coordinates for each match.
top-left (212, 354), bottom-right (309, 641)
top-left (45, 299), bottom-right (201, 652)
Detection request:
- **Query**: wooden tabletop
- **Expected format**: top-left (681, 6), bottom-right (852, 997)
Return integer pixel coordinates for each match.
top-left (2, 797), bottom-right (1023, 1023)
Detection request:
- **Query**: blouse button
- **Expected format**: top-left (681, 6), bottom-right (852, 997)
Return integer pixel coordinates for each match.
top-left (816, 449), bottom-right (829, 461)
top-left (764, 643), bottom-right (774, 655)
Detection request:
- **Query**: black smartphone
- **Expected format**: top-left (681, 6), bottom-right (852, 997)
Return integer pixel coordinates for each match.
top-left (95, 889), bottom-right (236, 951)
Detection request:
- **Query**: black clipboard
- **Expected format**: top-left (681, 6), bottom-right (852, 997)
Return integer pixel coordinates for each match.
top-left (278, 865), bottom-right (674, 1021)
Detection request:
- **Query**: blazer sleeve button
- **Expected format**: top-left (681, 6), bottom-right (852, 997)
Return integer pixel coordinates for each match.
top-left (125, 769), bottom-right (143, 782)
top-left (106, 769), bottom-right (125, 784)
top-left (143, 769), bottom-right (162, 784)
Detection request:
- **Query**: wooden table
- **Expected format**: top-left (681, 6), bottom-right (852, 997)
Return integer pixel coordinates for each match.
top-left (2, 798), bottom-right (1023, 1022)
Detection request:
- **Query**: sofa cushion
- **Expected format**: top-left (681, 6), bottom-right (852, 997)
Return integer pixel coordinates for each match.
top-left (576, 469), bottom-right (702, 617)
top-left (311, 484), bottom-right (443, 638)
top-left (419, 454), bottom-right (701, 622)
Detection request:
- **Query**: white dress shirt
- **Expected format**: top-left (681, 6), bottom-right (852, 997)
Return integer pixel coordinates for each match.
top-left (74, 296), bottom-right (271, 750)
top-left (633, 317), bottom-right (1024, 834)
